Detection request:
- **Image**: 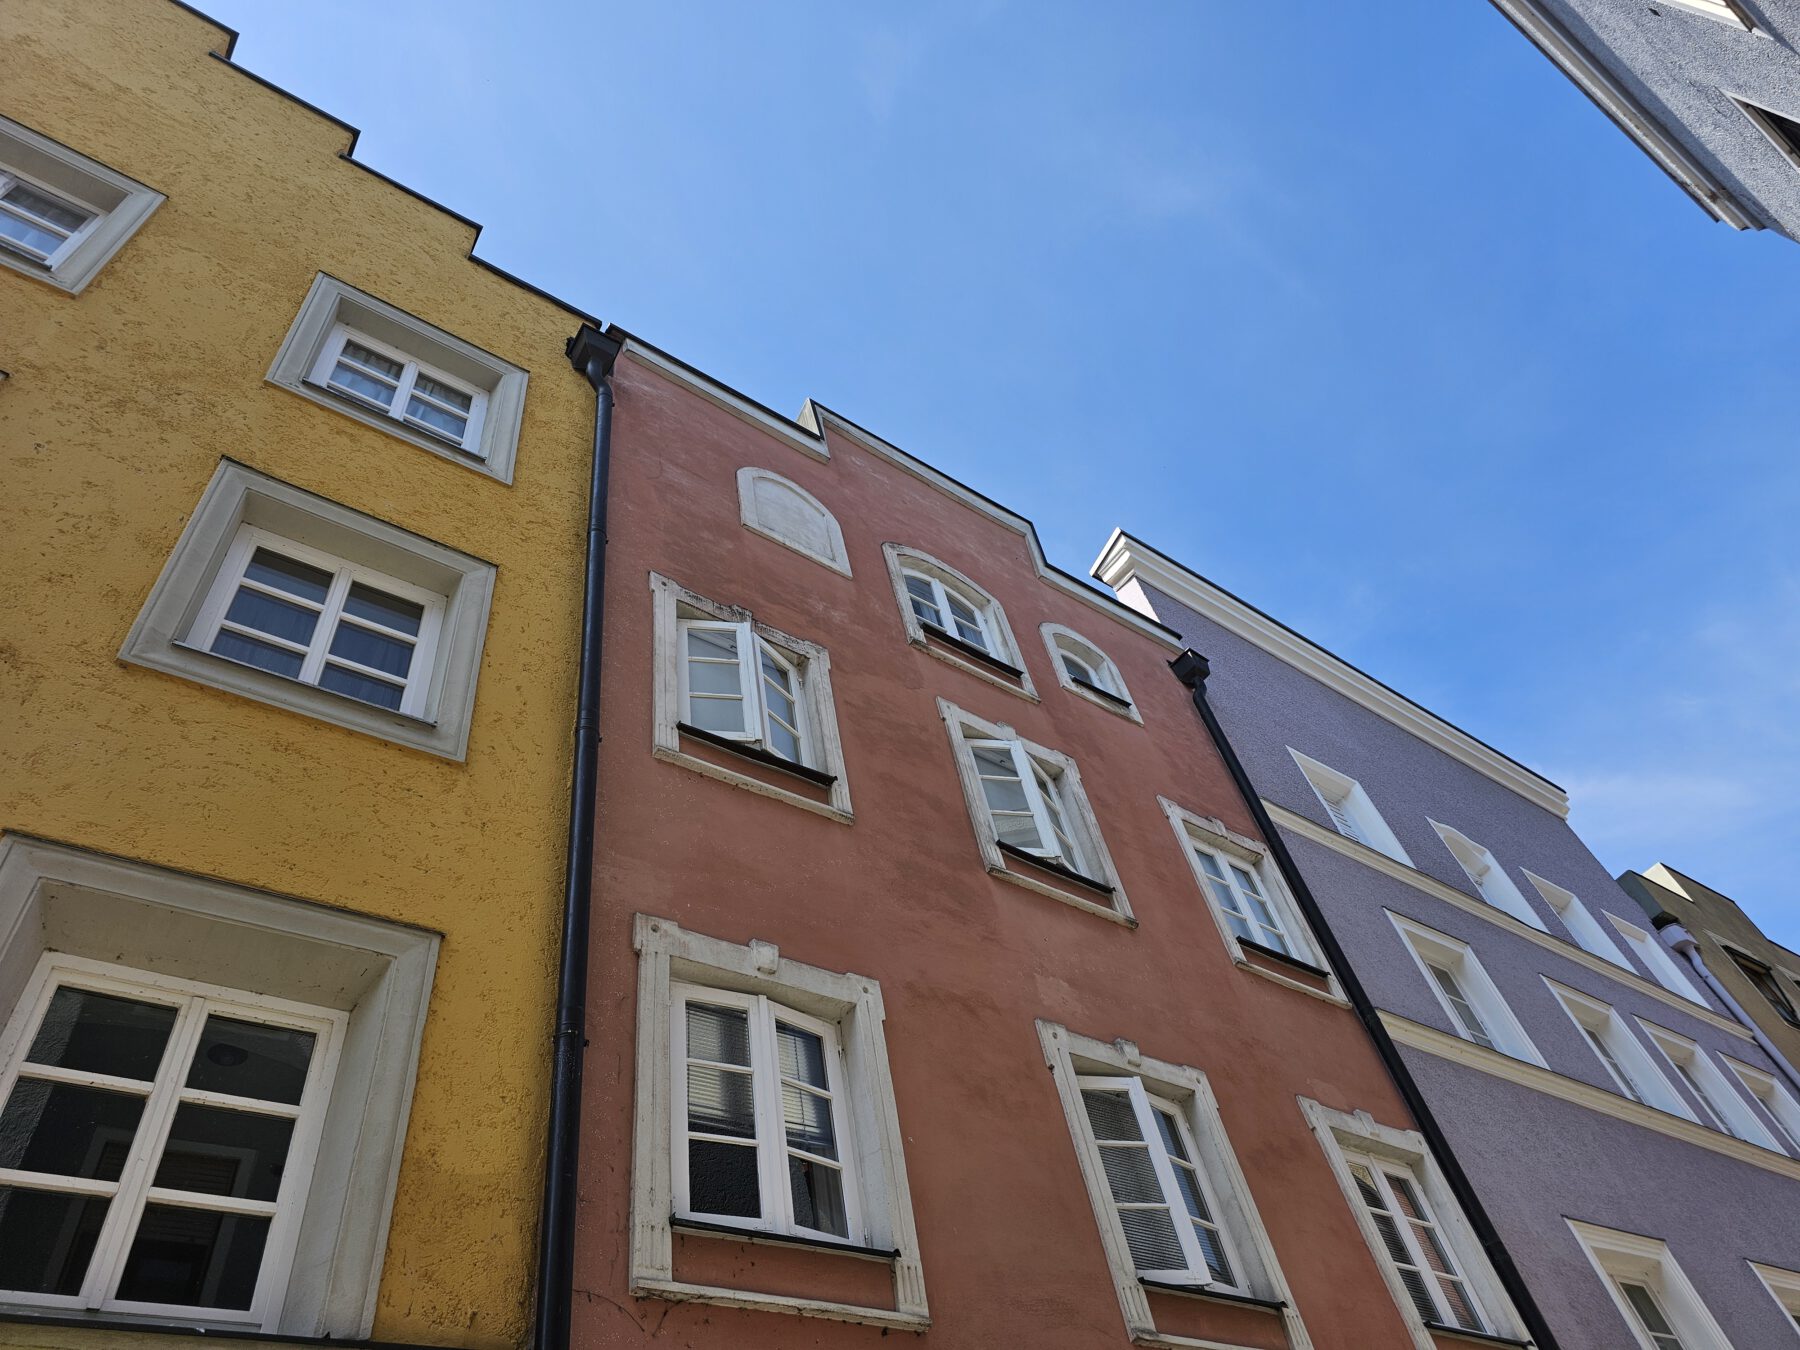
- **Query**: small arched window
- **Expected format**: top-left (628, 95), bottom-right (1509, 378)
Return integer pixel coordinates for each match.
top-left (736, 468), bottom-right (851, 575)
top-left (1042, 624), bottom-right (1138, 721)
top-left (884, 545), bottom-right (1034, 697)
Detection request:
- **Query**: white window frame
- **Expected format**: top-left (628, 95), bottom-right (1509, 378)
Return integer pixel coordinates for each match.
top-left (1288, 750), bottom-right (1411, 864)
top-left (0, 837), bottom-right (439, 1338)
top-left (1428, 821), bottom-right (1546, 931)
top-left (1525, 870), bottom-right (1630, 966)
top-left (119, 461), bottom-right (496, 761)
top-left (0, 115), bottom-right (163, 293)
top-left (1749, 1260), bottom-right (1800, 1333)
top-left (735, 468), bottom-right (851, 576)
top-left (1725, 1057), bottom-right (1800, 1156)
top-left (0, 167), bottom-right (98, 268)
top-left (1161, 798), bottom-right (1344, 1002)
top-left (267, 274), bottom-right (529, 483)
top-left (1040, 1022), bottom-right (1314, 1349)
top-left (883, 545), bottom-right (1036, 698)
top-left (649, 573), bottom-right (852, 823)
top-left (1638, 1022), bottom-right (1779, 1149)
top-left (629, 916), bottom-right (927, 1331)
top-left (939, 699), bottom-right (1128, 924)
top-left (671, 984), bottom-right (861, 1244)
top-left (1389, 913), bottom-right (1544, 1066)
top-left (186, 524), bottom-right (446, 722)
top-left (305, 324), bottom-right (489, 455)
top-left (0, 956), bottom-right (344, 1327)
top-left (676, 618), bottom-right (811, 764)
top-left (1548, 982), bottom-right (1692, 1118)
top-left (1609, 914), bottom-right (1708, 1004)
top-left (1300, 1098), bottom-right (1527, 1350)
top-left (1568, 1220), bottom-right (1732, 1350)
top-left (1040, 623), bottom-right (1140, 722)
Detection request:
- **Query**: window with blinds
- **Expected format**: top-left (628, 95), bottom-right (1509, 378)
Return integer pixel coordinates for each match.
top-left (1344, 1154), bottom-right (1486, 1334)
top-left (1289, 751), bottom-right (1411, 864)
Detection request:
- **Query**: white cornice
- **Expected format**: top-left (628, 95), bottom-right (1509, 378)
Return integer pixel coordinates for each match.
top-left (1094, 530), bottom-right (1570, 818)
top-left (612, 339), bottom-right (1182, 652)
top-left (1267, 803), bottom-right (1754, 1042)
top-left (1382, 1013), bottom-right (1800, 1182)
top-left (1483, 0), bottom-right (1757, 230)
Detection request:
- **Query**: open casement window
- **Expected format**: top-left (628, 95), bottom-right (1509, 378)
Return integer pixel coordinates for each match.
top-left (306, 325), bottom-right (488, 455)
top-left (1550, 984), bottom-right (1690, 1117)
top-left (1041, 624), bottom-right (1139, 721)
top-left (1041, 1024), bottom-right (1311, 1348)
top-left (968, 737), bottom-right (1088, 874)
top-left (0, 116), bottom-right (163, 293)
top-left (1342, 1152), bottom-right (1487, 1336)
top-left (1608, 915), bottom-right (1707, 1004)
top-left (1525, 871), bottom-right (1630, 966)
top-left (189, 526), bottom-right (445, 719)
top-left (1639, 1023), bottom-right (1778, 1148)
top-left (1429, 822), bottom-right (1546, 931)
top-left (679, 620), bottom-right (809, 765)
top-left (1289, 750), bottom-right (1411, 864)
top-left (650, 573), bottom-right (852, 823)
top-left (1570, 1221), bottom-right (1731, 1350)
top-left (1390, 914), bottom-right (1542, 1065)
top-left (1724, 948), bottom-right (1800, 1028)
top-left (631, 918), bottom-right (927, 1330)
top-left (673, 985), bottom-right (858, 1243)
top-left (1726, 1058), bottom-right (1800, 1155)
top-left (0, 957), bottom-right (343, 1328)
top-left (884, 546), bottom-right (1034, 697)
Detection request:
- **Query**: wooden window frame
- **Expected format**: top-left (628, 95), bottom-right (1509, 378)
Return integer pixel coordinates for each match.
top-left (1340, 1149), bottom-right (1489, 1336)
top-left (1548, 982), bottom-right (1692, 1118)
top-left (1040, 623), bottom-right (1140, 722)
top-left (676, 618), bottom-right (811, 767)
top-left (0, 115), bottom-right (163, 293)
top-left (305, 324), bottom-right (489, 456)
top-left (882, 545), bottom-right (1036, 699)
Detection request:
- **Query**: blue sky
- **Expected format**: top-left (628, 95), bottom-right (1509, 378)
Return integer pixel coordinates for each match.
top-left (199, 1), bottom-right (1800, 944)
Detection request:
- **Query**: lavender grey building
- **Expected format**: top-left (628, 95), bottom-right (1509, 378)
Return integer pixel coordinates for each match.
top-left (1097, 530), bottom-right (1800, 1348)
top-left (1490, 0), bottom-right (1800, 242)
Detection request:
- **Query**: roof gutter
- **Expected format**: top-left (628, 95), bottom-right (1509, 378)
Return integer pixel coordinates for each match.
top-left (1170, 649), bottom-right (1558, 1350)
top-left (533, 324), bottom-right (622, 1350)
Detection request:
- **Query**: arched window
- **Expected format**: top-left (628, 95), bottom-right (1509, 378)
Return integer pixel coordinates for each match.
top-left (736, 468), bottom-right (851, 575)
top-left (883, 545), bottom-right (1034, 696)
top-left (1041, 624), bottom-right (1138, 721)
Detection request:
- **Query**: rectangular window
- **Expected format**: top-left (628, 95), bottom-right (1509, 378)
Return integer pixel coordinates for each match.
top-left (0, 961), bottom-right (340, 1324)
top-left (189, 526), bottom-right (444, 719)
top-left (1641, 1024), bottom-right (1779, 1148)
top-left (1392, 915), bottom-right (1541, 1063)
top-left (1608, 916), bottom-right (1707, 1004)
top-left (1289, 750), bottom-right (1412, 864)
top-left (673, 985), bottom-right (856, 1242)
top-left (1725, 949), bottom-right (1800, 1028)
top-left (1751, 1261), bottom-right (1800, 1332)
top-left (679, 619), bottom-right (808, 764)
top-left (0, 116), bottom-right (164, 292)
top-left (968, 737), bottom-right (1088, 875)
top-left (0, 169), bottom-right (94, 265)
top-left (1525, 872), bottom-right (1631, 966)
top-left (1736, 97), bottom-right (1800, 170)
top-left (1189, 842), bottom-right (1295, 958)
top-left (1430, 822), bottom-right (1546, 930)
top-left (1726, 1058), bottom-right (1800, 1155)
top-left (1076, 1076), bottom-right (1242, 1288)
top-left (1570, 1221), bottom-right (1731, 1350)
top-left (1343, 1152), bottom-right (1485, 1334)
top-left (307, 325), bottom-right (487, 454)
top-left (1550, 984), bottom-right (1690, 1117)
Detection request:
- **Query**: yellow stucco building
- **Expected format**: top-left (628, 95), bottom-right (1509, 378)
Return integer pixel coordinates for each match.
top-left (0, 2), bottom-right (596, 1345)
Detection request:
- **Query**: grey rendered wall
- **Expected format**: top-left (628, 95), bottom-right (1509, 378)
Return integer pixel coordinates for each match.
top-left (1130, 576), bottom-right (1800, 1347)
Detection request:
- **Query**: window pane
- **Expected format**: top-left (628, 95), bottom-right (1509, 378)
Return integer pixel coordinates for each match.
top-left (318, 663), bottom-right (406, 710)
top-left (945, 592), bottom-right (988, 648)
top-left (1099, 1145), bottom-right (1165, 1205)
top-left (154, 1105), bottom-right (295, 1203)
top-left (1082, 1089), bottom-right (1143, 1142)
top-left (26, 986), bottom-right (176, 1080)
top-left (903, 575), bottom-right (943, 628)
top-left (115, 1205), bottom-right (271, 1310)
top-left (210, 629), bottom-right (305, 679)
top-left (410, 373), bottom-right (473, 414)
top-left (973, 748), bottom-right (1031, 812)
top-left (765, 719), bottom-right (801, 762)
top-left (4, 182), bottom-right (89, 232)
top-left (788, 1155), bottom-right (847, 1237)
top-left (687, 1003), bottom-right (751, 1065)
top-left (686, 695), bottom-right (745, 734)
top-left (245, 550), bottom-right (332, 605)
top-left (1062, 652), bottom-right (1099, 685)
top-left (405, 395), bottom-right (469, 440)
top-left (782, 1084), bottom-right (837, 1159)
top-left (687, 1139), bottom-right (760, 1219)
top-left (0, 1080), bottom-right (143, 1180)
top-left (0, 1186), bottom-right (109, 1295)
top-left (329, 622), bottom-right (416, 679)
top-left (776, 1022), bottom-right (828, 1087)
top-left (337, 341), bottom-right (404, 382)
top-left (342, 584), bottom-right (424, 636)
top-left (686, 1065), bottom-right (755, 1139)
top-left (185, 1017), bottom-right (316, 1106)
top-left (224, 588), bottom-right (320, 647)
top-left (1118, 1207), bottom-right (1186, 1273)
top-left (0, 204), bottom-right (67, 257)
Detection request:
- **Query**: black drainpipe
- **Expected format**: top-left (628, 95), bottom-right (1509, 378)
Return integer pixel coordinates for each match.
top-left (534, 324), bottom-right (623, 1350)
top-left (1170, 649), bottom-right (1558, 1350)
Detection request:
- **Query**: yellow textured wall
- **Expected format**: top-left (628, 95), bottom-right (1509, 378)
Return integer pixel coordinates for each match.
top-left (0, 3), bottom-right (590, 1344)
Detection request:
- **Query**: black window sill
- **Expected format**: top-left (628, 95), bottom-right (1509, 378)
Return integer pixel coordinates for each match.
top-left (1238, 938), bottom-right (1333, 982)
top-left (677, 722), bottom-right (837, 787)
top-left (0, 1309), bottom-right (448, 1350)
top-left (1138, 1279), bottom-right (1286, 1313)
top-left (1070, 675), bottom-right (1133, 711)
top-left (997, 841), bottom-right (1116, 896)
top-left (919, 622), bottom-right (1026, 680)
top-left (672, 1215), bottom-right (898, 1262)
top-left (1423, 1322), bottom-right (1532, 1348)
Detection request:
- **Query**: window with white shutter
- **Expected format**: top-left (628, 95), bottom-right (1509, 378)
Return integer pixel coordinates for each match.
top-left (1288, 751), bottom-right (1411, 864)
top-left (1429, 822), bottom-right (1546, 931)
